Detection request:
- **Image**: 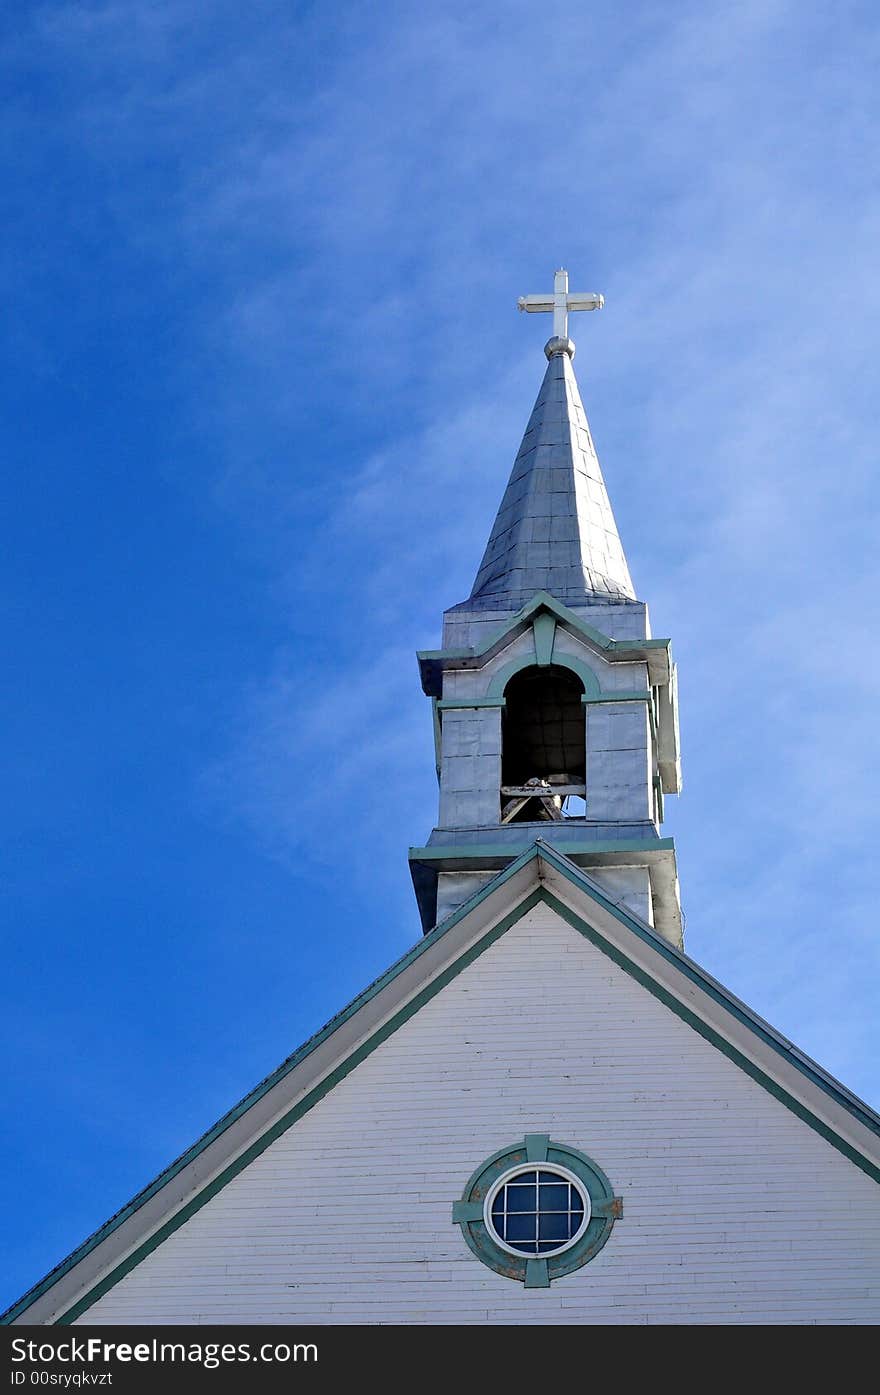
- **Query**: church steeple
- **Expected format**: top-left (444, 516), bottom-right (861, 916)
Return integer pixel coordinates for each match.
top-left (410, 270), bottom-right (682, 947)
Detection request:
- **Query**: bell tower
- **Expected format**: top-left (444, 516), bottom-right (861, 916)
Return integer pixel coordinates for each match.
top-left (409, 270), bottom-right (683, 945)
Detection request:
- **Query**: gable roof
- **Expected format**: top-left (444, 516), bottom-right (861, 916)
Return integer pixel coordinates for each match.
top-left (5, 840), bottom-right (879, 1325)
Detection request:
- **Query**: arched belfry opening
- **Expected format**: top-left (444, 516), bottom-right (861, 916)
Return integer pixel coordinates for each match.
top-left (501, 665), bottom-right (586, 822)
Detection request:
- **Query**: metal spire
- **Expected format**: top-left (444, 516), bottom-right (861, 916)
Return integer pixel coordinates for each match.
top-left (468, 272), bottom-right (634, 608)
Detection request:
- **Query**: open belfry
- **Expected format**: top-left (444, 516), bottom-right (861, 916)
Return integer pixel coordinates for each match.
top-left (5, 272), bottom-right (879, 1326)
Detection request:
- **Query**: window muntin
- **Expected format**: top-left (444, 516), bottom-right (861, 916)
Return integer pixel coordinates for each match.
top-left (484, 1163), bottom-right (591, 1258)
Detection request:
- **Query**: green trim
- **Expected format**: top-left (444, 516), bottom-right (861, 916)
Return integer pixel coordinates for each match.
top-left (592, 1198), bottom-right (623, 1220)
top-left (525, 1133), bottom-right (550, 1163)
top-left (486, 652), bottom-right (600, 700)
top-left (582, 690), bottom-right (651, 705)
top-left (452, 1200), bottom-right (483, 1223)
top-left (532, 612), bottom-right (556, 667)
top-left (409, 838), bottom-right (675, 864)
top-left (436, 697), bottom-right (506, 709)
top-left (452, 1135), bottom-right (621, 1285)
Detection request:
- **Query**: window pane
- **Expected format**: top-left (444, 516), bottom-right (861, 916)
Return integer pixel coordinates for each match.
top-left (505, 1213), bottom-right (537, 1243)
top-left (505, 1184), bottom-right (536, 1213)
top-left (540, 1184), bottom-right (569, 1211)
top-left (539, 1212), bottom-right (571, 1242)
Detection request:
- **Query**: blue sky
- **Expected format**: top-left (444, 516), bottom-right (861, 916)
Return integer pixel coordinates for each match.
top-left (3, 0), bottom-right (879, 1309)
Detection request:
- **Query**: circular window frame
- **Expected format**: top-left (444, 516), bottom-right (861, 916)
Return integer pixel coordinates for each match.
top-left (452, 1134), bottom-right (622, 1287)
top-left (483, 1162), bottom-right (592, 1259)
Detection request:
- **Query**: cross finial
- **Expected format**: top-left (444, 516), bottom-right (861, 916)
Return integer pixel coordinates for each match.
top-left (517, 268), bottom-right (604, 344)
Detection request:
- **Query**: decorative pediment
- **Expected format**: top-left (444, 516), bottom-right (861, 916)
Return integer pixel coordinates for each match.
top-left (418, 592), bottom-right (673, 696)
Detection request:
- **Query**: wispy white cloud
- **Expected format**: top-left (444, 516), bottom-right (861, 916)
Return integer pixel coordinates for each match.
top-left (199, 643), bottom-right (435, 917)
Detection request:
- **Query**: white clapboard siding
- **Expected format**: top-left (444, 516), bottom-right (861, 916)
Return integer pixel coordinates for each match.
top-left (81, 903), bottom-right (880, 1325)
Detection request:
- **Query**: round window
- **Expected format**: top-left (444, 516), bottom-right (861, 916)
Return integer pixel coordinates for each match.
top-left (484, 1164), bottom-right (591, 1257)
top-left (452, 1134), bottom-right (621, 1286)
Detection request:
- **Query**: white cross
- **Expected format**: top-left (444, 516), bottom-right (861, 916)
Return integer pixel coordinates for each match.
top-left (517, 268), bottom-right (603, 340)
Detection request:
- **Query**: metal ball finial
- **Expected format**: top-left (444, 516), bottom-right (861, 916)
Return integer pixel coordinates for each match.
top-left (544, 336), bottom-right (576, 359)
